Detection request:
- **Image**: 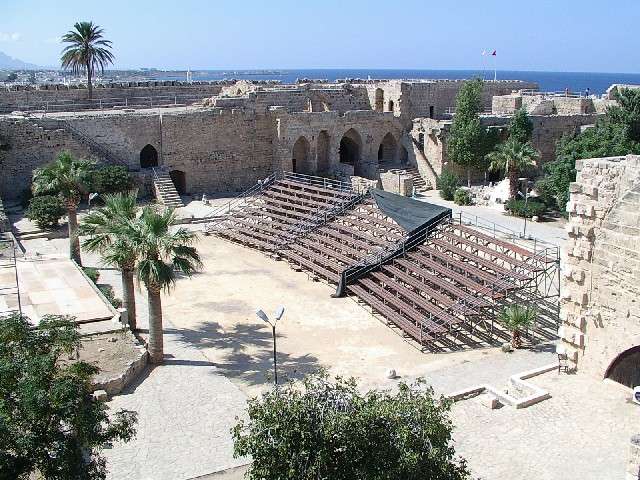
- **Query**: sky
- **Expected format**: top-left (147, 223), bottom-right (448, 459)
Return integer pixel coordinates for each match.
top-left (1, 0), bottom-right (639, 73)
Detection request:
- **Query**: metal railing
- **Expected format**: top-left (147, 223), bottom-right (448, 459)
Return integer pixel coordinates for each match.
top-left (337, 212), bottom-right (452, 296)
top-left (205, 172), bottom-right (279, 222)
top-left (272, 187), bottom-right (368, 253)
top-left (63, 120), bottom-right (130, 167)
top-left (452, 211), bottom-right (559, 257)
top-left (520, 89), bottom-right (587, 99)
top-left (1, 93), bottom-right (207, 114)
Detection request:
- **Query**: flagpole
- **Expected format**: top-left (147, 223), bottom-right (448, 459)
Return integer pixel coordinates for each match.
top-left (493, 52), bottom-right (497, 81)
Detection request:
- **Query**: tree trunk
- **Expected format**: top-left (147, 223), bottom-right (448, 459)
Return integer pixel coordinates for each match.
top-left (121, 267), bottom-right (137, 331)
top-left (147, 284), bottom-right (164, 364)
top-left (67, 202), bottom-right (82, 265)
top-left (86, 62), bottom-right (93, 100)
top-left (511, 329), bottom-right (522, 349)
top-left (466, 167), bottom-right (471, 188)
top-left (508, 168), bottom-right (519, 200)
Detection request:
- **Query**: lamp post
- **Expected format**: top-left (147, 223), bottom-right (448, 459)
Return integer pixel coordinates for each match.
top-left (518, 177), bottom-right (529, 238)
top-left (255, 306), bottom-right (285, 386)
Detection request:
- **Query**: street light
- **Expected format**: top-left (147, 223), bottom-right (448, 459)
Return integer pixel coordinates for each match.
top-left (255, 306), bottom-right (285, 386)
top-left (518, 177), bottom-right (529, 238)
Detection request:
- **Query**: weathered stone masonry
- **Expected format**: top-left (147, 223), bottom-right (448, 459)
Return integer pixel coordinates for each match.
top-left (560, 155), bottom-right (640, 382)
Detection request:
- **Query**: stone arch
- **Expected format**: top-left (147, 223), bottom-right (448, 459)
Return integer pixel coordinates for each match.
top-left (374, 88), bottom-right (384, 112)
top-left (605, 345), bottom-right (640, 388)
top-left (292, 136), bottom-right (311, 174)
top-left (140, 144), bottom-right (158, 169)
top-left (388, 100), bottom-right (394, 112)
top-left (169, 169), bottom-right (187, 194)
top-left (400, 145), bottom-right (409, 164)
top-left (377, 132), bottom-right (398, 164)
top-left (339, 128), bottom-right (362, 164)
top-left (316, 130), bottom-right (330, 175)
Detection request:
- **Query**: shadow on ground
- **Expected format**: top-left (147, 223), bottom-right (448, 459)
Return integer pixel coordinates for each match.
top-left (165, 322), bottom-right (322, 388)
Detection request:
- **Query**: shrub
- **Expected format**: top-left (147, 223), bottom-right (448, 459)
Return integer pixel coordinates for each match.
top-left (454, 188), bottom-right (473, 206)
top-left (83, 267), bottom-right (100, 284)
top-left (25, 195), bottom-right (66, 229)
top-left (98, 284), bottom-right (123, 309)
top-left (505, 198), bottom-right (546, 218)
top-left (91, 165), bottom-right (133, 195)
top-left (437, 169), bottom-right (460, 201)
top-left (233, 372), bottom-right (470, 480)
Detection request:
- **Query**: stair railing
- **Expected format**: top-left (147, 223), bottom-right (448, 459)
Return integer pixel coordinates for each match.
top-left (56, 120), bottom-right (130, 168)
top-left (205, 172), bottom-right (278, 222)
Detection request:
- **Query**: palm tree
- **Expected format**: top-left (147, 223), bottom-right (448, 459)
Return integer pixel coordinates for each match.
top-left (499, 304), bottom-right (537, 349)
top-left (129, 207), bottom-right (201, 363)
top-left (32, 151), bottom-right (95, 265)
top-left (487, 138), bottom-right (538, 199)
top-left (61, 21), bottom-right (114, 99)
top-left (79, 192), bottom-right (139, 330)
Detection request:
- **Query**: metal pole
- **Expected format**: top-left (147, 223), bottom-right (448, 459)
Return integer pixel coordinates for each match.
top-left (272, 324), bottom-right (278, 385)
top-left (523, 179), bottom-right (529, 237)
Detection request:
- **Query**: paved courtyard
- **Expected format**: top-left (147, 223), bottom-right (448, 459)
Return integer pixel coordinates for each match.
top-left (13, 209), bottom-right (639, 480)
top-left (0, 255), bottom-right (113, 324)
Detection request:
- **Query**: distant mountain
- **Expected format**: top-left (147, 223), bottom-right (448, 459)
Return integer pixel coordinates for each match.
top-left (0, 51), bottom-right (39, 70)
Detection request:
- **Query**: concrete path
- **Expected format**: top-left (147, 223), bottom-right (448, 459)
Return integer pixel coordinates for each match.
top-left (103, 327), bottom-right (249, 480)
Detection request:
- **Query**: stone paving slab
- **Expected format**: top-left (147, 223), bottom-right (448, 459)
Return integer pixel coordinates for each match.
top-left (103, 330), bottom-right (249, 480)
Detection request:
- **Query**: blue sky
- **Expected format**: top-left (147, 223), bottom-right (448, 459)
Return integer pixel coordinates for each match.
top-left (1, 0), bottom-right (639, 72)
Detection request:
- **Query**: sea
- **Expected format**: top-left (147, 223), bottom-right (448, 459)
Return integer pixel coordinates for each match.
top-left (149, 69), bottom-right (640, 95)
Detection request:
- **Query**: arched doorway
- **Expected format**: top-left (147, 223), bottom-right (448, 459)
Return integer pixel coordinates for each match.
top-left (317, 131), bottom-right (330, 174)
top-left (605, 346), bottom-right (640, 388)
top-left (374, 88), bottom-right (384, 112)
top-left (339, 128), bottom-right (361, 165)
top-left (377, 133), bottom-right (398, 165)
top-left (292, 136), bottom-right (311, 174)
top-left (400, 145), bottom-right (409, 165)
top-left (169, 170), bottom-right (186, 195)
top-left (388, 100), bottom-right (394, 113)
top-left (140, 144), bottom-right (158, 169)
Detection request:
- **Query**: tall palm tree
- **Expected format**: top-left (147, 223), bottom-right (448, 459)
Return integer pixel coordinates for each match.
top-left (32, 151), bottom-right (95, 265)
top-left (61, 21), bottom-right (114, 99)
top-left (487, 138), bottom-right (538, 199)
top-left (79, 192), bottom-right (139, 330)
top-left (129, 207), bottom-right (201, 363)
top-left (499, 304), bottom-right (537, 349)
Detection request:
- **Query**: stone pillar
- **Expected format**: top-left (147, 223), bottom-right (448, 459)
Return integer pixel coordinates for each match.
top-left (627, 435), bottom-right (640, 480)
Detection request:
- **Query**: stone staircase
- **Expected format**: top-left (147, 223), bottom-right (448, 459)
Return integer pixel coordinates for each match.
top-left (403, 167), bottom-right (429, 193)
top-left (153, 168), bottom-right (184, 208)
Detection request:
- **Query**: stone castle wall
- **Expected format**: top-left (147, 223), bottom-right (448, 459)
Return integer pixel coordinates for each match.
top-left (0, 118), bottom-right (94, 200)
top-left (0, 82), bottom-right (225, 111)
top-left (560, 155), bottom-right (640, 377)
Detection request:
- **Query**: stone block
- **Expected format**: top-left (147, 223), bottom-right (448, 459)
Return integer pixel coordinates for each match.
top-left (93, 390), bottom-right (108, 402)
top-left (478, 393), bottom-right (501, 410)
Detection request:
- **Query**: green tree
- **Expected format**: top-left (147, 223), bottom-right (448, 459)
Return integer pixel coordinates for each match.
top-left (79, 192), bottom-right (139, 330)
top-left (32, 151), bottom-right (95, 265)
top-left (537, 87), bottom-right (640, 212)
top-left (0, 313), bottom-right (137, 479)
top-left (25, 194), bottom-right (67, 229)
top-left (447, 78), bottom-right (490, 186)
top-left (129, 207), bottom-right (201, 363)
top-left (498, 304), bottom-right (537, 348)
top-left (90, 165), bottom-right (133, 195)
top-left (508, 107), bottom-right (534, 143)
top-left (61, 21), bottom-right (114, 99)
top-left (487, 137), bottom-right (538, 199)
top-left (233, 372), bottom-right (470, 480)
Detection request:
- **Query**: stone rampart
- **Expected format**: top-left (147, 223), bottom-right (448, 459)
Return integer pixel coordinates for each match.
top-left (560, 155), bottom-right (640, 378)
